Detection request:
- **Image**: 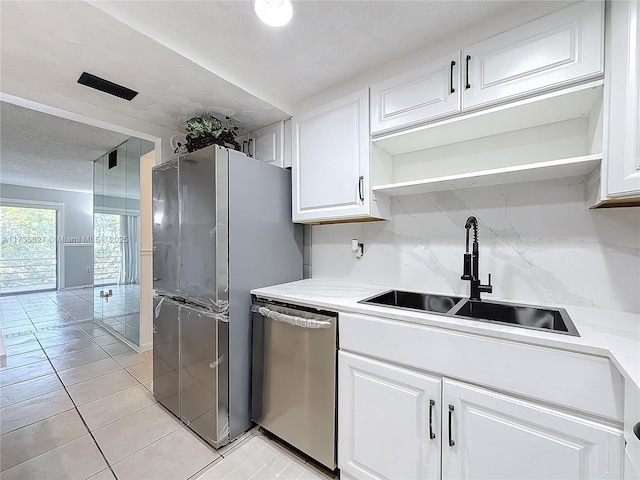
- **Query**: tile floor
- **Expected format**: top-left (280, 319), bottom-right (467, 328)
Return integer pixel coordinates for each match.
top-left (0, 292), bottom-right (334, 480)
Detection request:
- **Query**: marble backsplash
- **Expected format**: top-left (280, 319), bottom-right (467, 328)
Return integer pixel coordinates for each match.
top-left (311, 178), bottom-right (640, 314)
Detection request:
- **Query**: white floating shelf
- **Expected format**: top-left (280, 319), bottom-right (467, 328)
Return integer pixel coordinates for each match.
top-left (372, 81), bottom-right (604, 156)
top-left (372, 154), bottom-right (602, 196)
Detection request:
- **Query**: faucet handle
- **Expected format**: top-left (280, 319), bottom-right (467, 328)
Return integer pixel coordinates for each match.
top-left (461, 253), bottom-right (473, 280)
top-left (478, 273), bottom-right (493, 295)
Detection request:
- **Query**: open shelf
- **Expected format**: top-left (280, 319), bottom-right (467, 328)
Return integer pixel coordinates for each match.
top-left (373, 153), bottom-right (601, 196)
top-left (372, 81), bottom-right (604, 156)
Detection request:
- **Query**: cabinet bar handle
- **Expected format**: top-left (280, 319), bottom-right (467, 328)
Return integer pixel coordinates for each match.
top-left (248, 138), bottom-right (254, 158)
top-left (448, 404), bottom-right (455, 447)
top-left (450, 60), bottom-right (456, 94)
top-left (242, 141), bottom-right (248, 154)
top-left (465, 55), bottom-right (471, 90)
top-left (429, 400), bottom-right (436, 439)
top-left (358, 176), bottom-right (365, 202)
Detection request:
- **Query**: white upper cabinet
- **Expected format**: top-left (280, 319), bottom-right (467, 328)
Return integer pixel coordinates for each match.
top-left (463, 0), bottom-right (604, 110)
top-left (371, 52), bottom-right (462, 135)
top-left (442, 379), bottom-right (624, 480)
top-left (604, 0), bottom-right (640, 199)
top-left (292, 89), bottom-right (390, 224)
top-left (369, 1), bottom-right (603, 139)
top-left (239, 121), bottom-right (285, 167)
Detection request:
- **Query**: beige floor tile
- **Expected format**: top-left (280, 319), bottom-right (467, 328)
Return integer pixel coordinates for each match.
top-left (0, 388), bottom-right (74, 435)
top-left (49, 347), bottom-right (109, 372)
top-left (32, 324), bottom-right (80, 333)
top-left (126, 359), bottom-right (153, 383)
top-left (0, 360), bottom-right (55, 388)
top-left (0, 409), bottom-right (88, 472)
top-left (66, 370), bottom-right (138, 405)
top-left (81, 325), bottom-right (117, 339)
top-left (1, 334), bottom-right (37, 347)
top-left (142, 380), bottom-right (153, 392)
top-left (0, 434), bottom-right (108, 480)
top-left (0, 318), bottom-right (32, 328)
top-left (92, 403), bottom-right (182, 464)
top-left (101, 341), bottom-right (135, 356)
top-left (4, 339), bottom-right (42, 356)
top-left (37, 330), bottom-right (90, 348)
top-left (57, 357), bottom-right (122, 386)
top-left (196, 435), bottom-right (274, 479)
top-left (92, 334), bottom-right (122, 346)
top-left (114, 349), bottom-right (152, 368)
top-left (78, 385), bottom-right (156, 430)
top-left (0, 349), bottom-right (47, 370)
top-left (86, 468), bottom-right (117, 480)
top-left (0, 373), bottom-right (64, 408)
top-left (112, 427), bottom-right (220, 480)
top-left (1, 325), bottom-right (35, 336)
top-left (196, 435), bottom-right (331, 480)
top-left (217, 427), bottom-right (261, 457)
top-left (44, 338), bottom-right (99, 358)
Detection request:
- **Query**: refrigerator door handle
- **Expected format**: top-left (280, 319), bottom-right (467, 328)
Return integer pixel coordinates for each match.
top-left (252, 305), bottom-right (332, 329)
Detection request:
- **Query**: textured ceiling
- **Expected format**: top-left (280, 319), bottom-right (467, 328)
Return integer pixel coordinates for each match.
top-left (94, 0), bottom-right (528, 107)
top-left (0, 1), bottom-right (290, 136)
top-left (0, 102), bottom-right (129, 194)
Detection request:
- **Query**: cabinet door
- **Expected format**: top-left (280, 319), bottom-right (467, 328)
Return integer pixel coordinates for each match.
top-left (338, 351), bottom-right (441, 480)
top-left (442, 379), bottom-right (624, 480)
top-left (236, 133), bottom-right (250, 157)
top-left (605, 0), bottom-right (640, 197)
top-left (249, 121), bottom-right (284, 167)
top-left (463, 1), bottom-right (603, 111)
top-left (292, 89), bottom-right (370, 223)
top-left (370, 52), bottom-right (461, 134)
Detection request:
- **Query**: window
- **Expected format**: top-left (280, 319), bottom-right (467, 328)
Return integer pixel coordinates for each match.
top-left (0, 206), bottom-right (58, 293)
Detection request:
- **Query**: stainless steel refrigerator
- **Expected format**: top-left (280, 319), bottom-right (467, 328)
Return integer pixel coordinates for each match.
top-left (151, 145), bottom-right (302, 448)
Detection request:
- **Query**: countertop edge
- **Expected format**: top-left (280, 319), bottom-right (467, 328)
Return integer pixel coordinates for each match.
top-left (252, 279), bottom-right (640, 394)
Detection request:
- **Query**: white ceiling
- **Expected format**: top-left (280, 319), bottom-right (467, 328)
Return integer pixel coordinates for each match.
top-left (0, 0), bottom-right (533, 194)
top-left (0, 0), bottom-right (529, 136)
top-left (0, 102), bottom-right (129, 194)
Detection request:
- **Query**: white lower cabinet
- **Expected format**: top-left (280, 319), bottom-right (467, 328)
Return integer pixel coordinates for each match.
top-left (339, 351), bottom-right (624, 480)
top-left (338, 352), bottom-right (441, 480)
top-left (443, 379), bottom-right (623, 480)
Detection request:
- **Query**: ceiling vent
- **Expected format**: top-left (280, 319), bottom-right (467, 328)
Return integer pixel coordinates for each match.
top-left (77, 72), bottom-right (138, 101)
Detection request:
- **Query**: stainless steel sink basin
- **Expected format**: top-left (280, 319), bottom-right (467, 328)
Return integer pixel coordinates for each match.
top-left (360, 290), bottom-right (464, 314)
top-left (451, 299), bottom-right (579, 336)
top-left (360, 290), bottom-right (579, 336)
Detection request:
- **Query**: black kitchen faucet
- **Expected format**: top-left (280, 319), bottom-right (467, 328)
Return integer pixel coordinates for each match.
top-left (462, 216), bottom-right (493, 301)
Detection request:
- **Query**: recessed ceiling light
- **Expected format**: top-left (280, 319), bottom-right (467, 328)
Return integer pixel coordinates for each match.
top-left (254, 0), bottom-right (293, 27)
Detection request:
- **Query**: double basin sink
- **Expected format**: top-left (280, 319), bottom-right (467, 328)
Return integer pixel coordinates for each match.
top-left (360, 290), bottom-right (579, 336)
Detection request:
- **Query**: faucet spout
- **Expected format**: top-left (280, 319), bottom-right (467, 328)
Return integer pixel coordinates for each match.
top-left (461, 216), bottom-right (492, 301)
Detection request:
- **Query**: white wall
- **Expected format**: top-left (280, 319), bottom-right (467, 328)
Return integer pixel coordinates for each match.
top-left (311, 177), bottom-right (640, 314)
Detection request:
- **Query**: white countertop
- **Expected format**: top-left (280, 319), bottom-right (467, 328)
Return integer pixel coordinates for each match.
top-left (252, 279), bottom-right (640, 392)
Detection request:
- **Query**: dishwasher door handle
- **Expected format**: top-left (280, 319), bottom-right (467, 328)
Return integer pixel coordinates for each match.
top-left (252, 305), bottom-right (332, 329)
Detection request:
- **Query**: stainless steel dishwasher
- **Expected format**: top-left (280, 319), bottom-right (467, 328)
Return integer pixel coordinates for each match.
top-left (251, 297), bottom-right (338, 471)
